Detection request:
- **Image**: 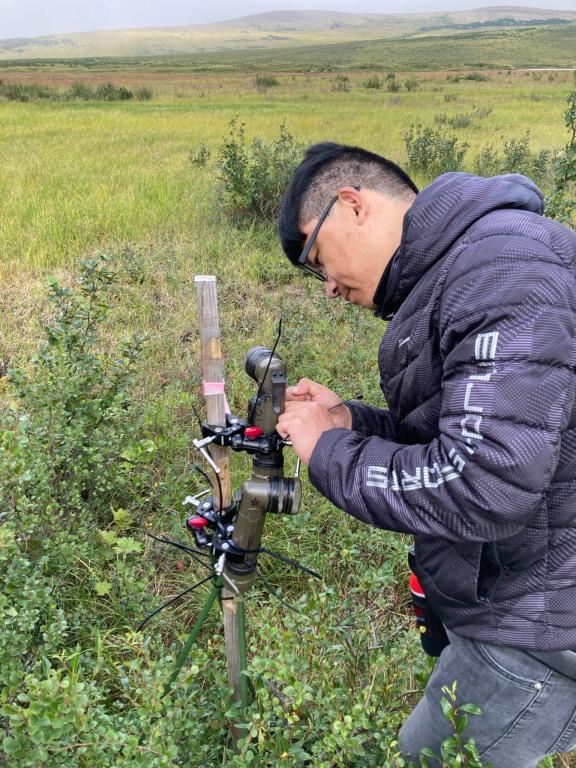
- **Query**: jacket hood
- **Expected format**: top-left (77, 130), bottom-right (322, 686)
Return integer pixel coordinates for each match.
top-left (375, 172), bottom-right (544, 318)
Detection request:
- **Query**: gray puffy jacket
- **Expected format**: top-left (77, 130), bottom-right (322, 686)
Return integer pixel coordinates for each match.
top-left (309, 172), bottom-right (576, 651)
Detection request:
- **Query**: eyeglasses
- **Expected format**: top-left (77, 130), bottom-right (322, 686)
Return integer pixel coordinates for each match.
top-left (296, 187), bottom-right (359, 282)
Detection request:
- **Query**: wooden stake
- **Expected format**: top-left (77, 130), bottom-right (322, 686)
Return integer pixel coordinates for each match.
top-left (194, 275), bottom-right (231, 508)
top-left (194, 275), bottom-right (244, 749)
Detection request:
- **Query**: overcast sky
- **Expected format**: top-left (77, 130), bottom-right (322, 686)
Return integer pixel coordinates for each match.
top-left (1, 0), bottom-right (575, 39)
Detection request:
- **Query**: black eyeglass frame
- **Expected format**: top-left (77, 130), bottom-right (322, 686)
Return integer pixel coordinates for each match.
top-left (296, 186), bottom-right (360, 282)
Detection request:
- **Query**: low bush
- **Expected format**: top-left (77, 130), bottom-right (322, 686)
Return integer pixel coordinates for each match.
top-left (0, 81), bottom-right (56, 101)
top-left (434, 112), bottom-right (474, 129)
top-left (4, 256), bottom-right (147, 524)
top-left (189, 143), bottom-right (211, 166)
top-left (0, 80), bottom-right (141, 102)
top-left (68, 81), bottom-right (94, 99)
top-left (470, 105), bottom-right (492, 119)
top-left (404, 124), bottom-right (469, 179)
top-left (464, 71), bottom-right (488, 81)
top-left (135, 86), bottom-right (154, 101)
top-left (472, 144), bottom-right (501, 177)
top-left (332, 74), bottom-right (351, 92)
top-left (94, 82), bottom-right (133, 101)
top-left (363, 75), bottom-right (383, 90)
top-left (546, 90), bottom-right (576, 224)
top-left (447, 72), bottom-right (488, 84)
top-left (473, 133), bottom-right (551, 185)
top-left (216, 119), bottom-right (305, 221)
top-left (254, 74), bottom-right (279, 90)
top-left (450, 113), bottom-right (472, 129)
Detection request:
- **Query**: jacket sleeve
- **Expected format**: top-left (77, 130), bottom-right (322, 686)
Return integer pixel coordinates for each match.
top-left (346, 400), bottom-right (398, 440)
top-left (308, 241), bottom-right (576, 542)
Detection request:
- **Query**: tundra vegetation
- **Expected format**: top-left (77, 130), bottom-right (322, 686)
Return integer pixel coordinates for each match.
top-left (0, 51), bottom-right (575, 767)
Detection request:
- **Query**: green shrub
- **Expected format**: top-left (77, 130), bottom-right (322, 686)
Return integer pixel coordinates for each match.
top-left (332, 74), bottom-right (350, 92)
top-left (94, 82), bottom-right (133, 101)
top-left (435, 112), bottom-right (477, 129)
top-left (4, 255), bottom-right (147, 523)
top-left (404, 78), bottom-right (419, 92)
top-left (470, 105), bottom-right (492, 119)
top-left (363, 75), bottom-right (383, 90)
top-left (473, 144), bottom-right (501, 177)
top-left (189, 143), bottom-right (211, 166)
top-left (385, 72), bottom-right (401, 93)
top-left (404, 124), bottom-right (469, 180)
top-left (473, 133), bottom-right (552, 186)
top-left (216, 119), bottom-right (304, 221)
top-left (135, 86), bottom-right (153, 101)
top-left (546, 90), bottom-right (576, 225)
top-left (502, 134), bottom-right (550, 181)
top-left (254, 74), bottom-right (279, 90)
top-left (0, 258), bottom-right (209, 766)
top-left (67, 81), bottom-right (95, 100)
top-left (449, 113), bottom-right (473, 129)
top-left (419, 682), bottom-right (484, 767)
top-left (0, 81), bottom-right (56, 101)
top-left (1, 81), bottom-right (144, 102)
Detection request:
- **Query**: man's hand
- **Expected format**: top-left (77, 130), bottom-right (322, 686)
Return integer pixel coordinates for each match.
top-left (277, 378), bottom-right (353, 464)
top-left (286, 378), bottom-right (352, 430)
top-left (276, 400), bottom-right (335, 465)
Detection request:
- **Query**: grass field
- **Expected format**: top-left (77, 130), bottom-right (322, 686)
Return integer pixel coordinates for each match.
top-left (1, 59), bottom-right (575, 767)
top-left (1, 68), bottom-right (573, 274)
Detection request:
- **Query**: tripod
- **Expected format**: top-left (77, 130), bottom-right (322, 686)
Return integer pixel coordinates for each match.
top-left (140, 342), bottom-right (313, 751)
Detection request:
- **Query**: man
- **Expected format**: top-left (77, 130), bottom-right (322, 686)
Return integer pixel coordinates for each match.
top-left (275, 142), bottom-right (576, 767)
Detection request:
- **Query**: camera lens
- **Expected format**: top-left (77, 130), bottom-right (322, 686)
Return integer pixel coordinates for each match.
top-left (245, 346), bottom-right (273, 382)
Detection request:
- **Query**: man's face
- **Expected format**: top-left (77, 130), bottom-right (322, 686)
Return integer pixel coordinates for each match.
top-left (299, 187), bottom-right (407, 309)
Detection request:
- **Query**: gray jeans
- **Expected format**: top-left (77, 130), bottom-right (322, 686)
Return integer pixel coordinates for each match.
top-left (398, 632), bottom-right (576, 767)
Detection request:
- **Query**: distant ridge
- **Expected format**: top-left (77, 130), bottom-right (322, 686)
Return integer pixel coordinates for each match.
top-left (220, 6), bottom-right (576, 24)
top-left (1, 6), bottom-right (576, 60)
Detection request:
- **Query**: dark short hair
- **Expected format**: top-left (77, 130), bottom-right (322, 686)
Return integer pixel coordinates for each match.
top-left (278, 142), bottom-right (418, 265)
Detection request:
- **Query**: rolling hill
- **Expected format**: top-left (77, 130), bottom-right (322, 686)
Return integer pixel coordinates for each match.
top-left (1, 6), bottom-right (576, 61)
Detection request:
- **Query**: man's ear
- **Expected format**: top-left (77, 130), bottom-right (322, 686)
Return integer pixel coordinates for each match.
top-left (337, 187), bottom-right (366, 223)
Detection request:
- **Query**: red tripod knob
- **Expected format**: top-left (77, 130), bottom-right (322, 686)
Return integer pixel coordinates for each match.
top-left (187, 516), bottom-right (208, 530)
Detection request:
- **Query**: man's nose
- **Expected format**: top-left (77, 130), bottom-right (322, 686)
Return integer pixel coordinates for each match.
top-left (324, 276), bottom-right (340, 299)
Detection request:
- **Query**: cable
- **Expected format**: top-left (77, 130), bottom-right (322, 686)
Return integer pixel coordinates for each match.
top-left (260, 548), bottom-right (321, 579)
top-left (259, 575), bottom-right (307, 614)
top-left (220, 539), bottom-right (321, 580)
top-left (249, 317), bottom-right (282, 426)
top-left (145, 532), bottom-right (213, 570)
top-left (137, 574), bottom-right (214, 631)
top-left (193, 462), bottom-right (223, 514)
top-left (327, 393), bottom-right (364, 412)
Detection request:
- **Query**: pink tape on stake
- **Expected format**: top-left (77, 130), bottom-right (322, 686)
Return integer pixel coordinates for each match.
top-left (203, 380), bottom-right (231, 415)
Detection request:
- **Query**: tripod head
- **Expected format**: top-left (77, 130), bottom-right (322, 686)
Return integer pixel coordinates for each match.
top-left (245, 346), bottom-right (286, 434)
top-left (186, 344), bottom-right (301, 594)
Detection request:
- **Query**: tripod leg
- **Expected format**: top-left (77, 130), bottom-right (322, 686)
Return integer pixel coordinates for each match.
top-left (222, 588), bottom-right (252, 751)
top-left (163, 583), bottom-right (220, 696)
top-left (237, 598), bottom-right (250, 710)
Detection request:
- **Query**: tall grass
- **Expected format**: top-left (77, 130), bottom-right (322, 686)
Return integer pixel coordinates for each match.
top-left (0, 73), bottom-right (570, 268)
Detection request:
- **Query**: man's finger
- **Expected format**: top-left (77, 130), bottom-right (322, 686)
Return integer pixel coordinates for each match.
top-left (286, 386), bottom-right (311, 401)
